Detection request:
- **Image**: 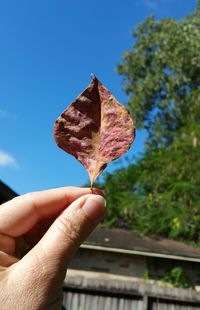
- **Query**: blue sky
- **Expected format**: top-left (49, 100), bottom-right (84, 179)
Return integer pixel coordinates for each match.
top-left (0, 0), bottom-right (197, 194)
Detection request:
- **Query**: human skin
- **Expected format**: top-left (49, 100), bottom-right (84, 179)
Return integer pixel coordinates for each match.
top-left (0, 187), bottom-right (106, 309)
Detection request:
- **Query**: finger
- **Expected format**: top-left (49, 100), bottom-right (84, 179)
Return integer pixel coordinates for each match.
top-left (0, 251), bottom-right (19, 267)
top-left (0, 187), bottom-right (102, 237)
top-left (19, 194), bottom-right (106, 285)
top-left (23, 217), bottom-right (56, 247)
top-left (0, 234), bottom-right (16, 256)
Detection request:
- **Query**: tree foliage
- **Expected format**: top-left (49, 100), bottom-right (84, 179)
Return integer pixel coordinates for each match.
top-left (100, 2), bottom-right (200, 245)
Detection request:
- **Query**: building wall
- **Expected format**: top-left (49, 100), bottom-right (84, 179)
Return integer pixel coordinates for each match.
top-left (69, 247), bottom-right (200, 287)
top-left (147, 257), bottom-right (200, 287)
top-left (69, 247), bottom-right (146, 278)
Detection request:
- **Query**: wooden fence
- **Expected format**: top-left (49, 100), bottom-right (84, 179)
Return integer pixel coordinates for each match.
top-left (62, 270), bottom-right (200, 310)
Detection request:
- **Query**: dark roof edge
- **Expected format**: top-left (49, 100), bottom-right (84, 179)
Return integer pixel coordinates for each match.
top-left (84, 228), bottom-right (200, 261)
top-left (0, 180), bottom-right (18, 200)
top-left (81, 243), bottom-right (200, 263)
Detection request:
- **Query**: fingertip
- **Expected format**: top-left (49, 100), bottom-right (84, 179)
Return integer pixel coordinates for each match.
top-left (93, 188), bottom-right (105, 197)
top-left (82, 195), bottom-right (106, 221)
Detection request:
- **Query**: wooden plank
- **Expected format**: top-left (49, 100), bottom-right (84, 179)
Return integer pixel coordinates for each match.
top-left (64, 269), bottom-right (200, 303)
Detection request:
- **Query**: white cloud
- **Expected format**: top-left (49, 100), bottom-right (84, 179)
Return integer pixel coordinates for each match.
top-left (143, 0), bottom-right (172, 13)
top-left (145, 0), bottom-right (159, 11)
top-left (0, 109), bottom-right (8, 119)
top-left (0, 150), bottom-right (17, 167)
top-left (0, 109), bottom-right (18, 121)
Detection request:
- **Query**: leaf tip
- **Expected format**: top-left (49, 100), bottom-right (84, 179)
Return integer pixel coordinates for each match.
top-left (90, 73), bottom-right (97, 81)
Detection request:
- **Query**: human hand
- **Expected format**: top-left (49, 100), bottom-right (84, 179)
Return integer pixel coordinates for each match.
top-left (0, 187), bottom-right (106, 309)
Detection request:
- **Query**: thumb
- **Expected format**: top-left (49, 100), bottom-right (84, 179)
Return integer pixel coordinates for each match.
top-left (19, 194), bottom-right (106, 283)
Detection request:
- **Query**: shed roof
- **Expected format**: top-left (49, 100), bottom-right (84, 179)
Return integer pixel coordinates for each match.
top-left (83, 227), bottom-right (200, 262)
top-left (0, 180), bottom-right (17, 204)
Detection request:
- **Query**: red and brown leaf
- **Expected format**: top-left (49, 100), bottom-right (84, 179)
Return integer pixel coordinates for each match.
top-left (54, 76), bottom-right (135, 189)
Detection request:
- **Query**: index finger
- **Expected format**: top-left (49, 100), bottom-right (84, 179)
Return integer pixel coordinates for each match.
top-left (0, 187), bottom-right (102, 237)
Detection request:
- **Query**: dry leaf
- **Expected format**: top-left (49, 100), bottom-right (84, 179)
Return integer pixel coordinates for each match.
top-left (54, 75), bottom-right (135, 190)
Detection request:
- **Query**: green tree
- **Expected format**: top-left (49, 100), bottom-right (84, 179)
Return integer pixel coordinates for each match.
top-left (163, 267), bottom-right (188, 288)
top-left (100, 2), bottom-right (200, 244)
